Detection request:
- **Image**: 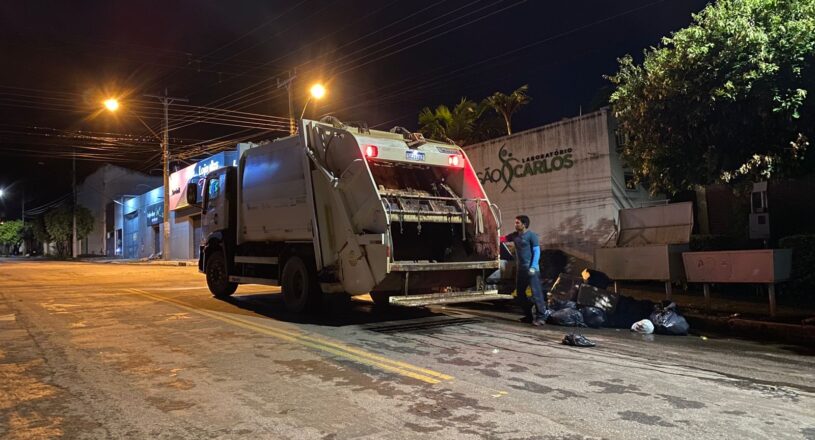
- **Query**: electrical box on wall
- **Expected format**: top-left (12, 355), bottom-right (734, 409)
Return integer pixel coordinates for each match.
top-left (749, 181), bottom-right (770, 240)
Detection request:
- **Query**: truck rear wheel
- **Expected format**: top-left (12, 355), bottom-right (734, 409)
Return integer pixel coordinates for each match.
top-left (281, 256), bottom-right (322, 313)
top-left (206, 251), bottom-right (238, 298)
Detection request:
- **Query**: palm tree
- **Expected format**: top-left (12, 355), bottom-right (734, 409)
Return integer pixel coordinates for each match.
top-left (419, 98), bottom-right (481, 145)
top-left (486, 84), bottom-right (531, 135)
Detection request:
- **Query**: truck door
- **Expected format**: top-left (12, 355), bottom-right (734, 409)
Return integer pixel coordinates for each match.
top-left (203, 169), bottom-right (228, 232)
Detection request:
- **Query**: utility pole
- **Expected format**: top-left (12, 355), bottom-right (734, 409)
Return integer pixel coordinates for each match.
top-left (277, 71), bottom-right (296, 135)
top-left (72, 150), bottom-right (77, 258)
top-left (145, 89), bottom-right (188, 261)
top-left (20, 185), bottom-right (25, 255)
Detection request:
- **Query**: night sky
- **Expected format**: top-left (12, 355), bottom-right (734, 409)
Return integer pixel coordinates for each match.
top-left (0, 0), bottom-right (709, 220)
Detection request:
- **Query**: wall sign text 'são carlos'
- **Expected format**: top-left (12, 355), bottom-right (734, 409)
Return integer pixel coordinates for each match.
top-left (477, 144), bottom-right (574, 192)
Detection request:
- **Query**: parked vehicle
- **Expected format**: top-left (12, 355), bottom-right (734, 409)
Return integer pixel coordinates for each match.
top-left (188, 117), bottom-right (509, 312)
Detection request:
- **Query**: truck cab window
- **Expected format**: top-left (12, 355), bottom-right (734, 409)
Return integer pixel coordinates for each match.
top-left (207, 178), bottom-right (220, 209)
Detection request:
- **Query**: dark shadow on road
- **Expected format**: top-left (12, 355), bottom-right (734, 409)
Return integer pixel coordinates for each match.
top-left (217, 292), bottom-right (443, 327)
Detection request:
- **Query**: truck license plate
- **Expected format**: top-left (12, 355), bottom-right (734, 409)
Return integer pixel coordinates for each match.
top-left (405, 150), bottom-right (425, 162)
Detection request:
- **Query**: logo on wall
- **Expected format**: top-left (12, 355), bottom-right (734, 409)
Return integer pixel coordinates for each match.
top-left (477, 144), bottom-right (575, 192)
top-left (145, 203), bottom-right (164, 225)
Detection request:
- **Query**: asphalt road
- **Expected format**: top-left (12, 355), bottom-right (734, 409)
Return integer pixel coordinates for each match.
top-left (1, 260), bottom-right (813, 440)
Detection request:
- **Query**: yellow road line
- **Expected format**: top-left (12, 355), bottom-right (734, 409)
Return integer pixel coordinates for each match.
top-left (128, 289), bottom-right (452, 384)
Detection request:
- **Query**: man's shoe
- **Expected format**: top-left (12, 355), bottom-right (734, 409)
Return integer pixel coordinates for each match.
top-left (532, 318), bottom-right (545, 327)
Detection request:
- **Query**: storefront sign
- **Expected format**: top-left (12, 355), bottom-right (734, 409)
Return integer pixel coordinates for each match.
top-left (145, 202), bottom-right (164, 225)
top-left (169, 151), bottom-right (237, 210)
top-left (476, 144), bottom-right (574, 192)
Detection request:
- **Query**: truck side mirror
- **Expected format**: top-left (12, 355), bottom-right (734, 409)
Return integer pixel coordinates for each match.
top-left (186, 182), bottom-right (199, 206)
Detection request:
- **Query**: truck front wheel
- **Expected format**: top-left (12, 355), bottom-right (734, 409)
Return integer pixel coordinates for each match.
top-left (206, 251), bottom-right (238, 298)
top-left (281, 256), bottom-right (322, 313)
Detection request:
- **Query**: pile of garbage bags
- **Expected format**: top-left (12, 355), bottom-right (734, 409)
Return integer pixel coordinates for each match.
top-left (631, 301), bottom-right (690, 335)
top-left (542, 271), bottom-right (690, 336)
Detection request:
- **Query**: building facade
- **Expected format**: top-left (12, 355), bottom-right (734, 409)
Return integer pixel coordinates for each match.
top-left (464, 108), bottom-right (659, 261)
top-left (76, 164), bottom-right (162, 256)
top-left (79, 148), bottom-right (251, 260)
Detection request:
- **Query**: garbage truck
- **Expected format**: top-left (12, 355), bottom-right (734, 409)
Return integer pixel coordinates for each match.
top-left (187, 117), bottom-right (510, 312)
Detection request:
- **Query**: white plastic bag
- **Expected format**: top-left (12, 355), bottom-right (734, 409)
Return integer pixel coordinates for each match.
top-left (630, 319), bottom-right (654, 334)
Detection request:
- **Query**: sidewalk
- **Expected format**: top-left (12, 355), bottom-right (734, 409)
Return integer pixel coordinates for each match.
top-left (617, 282), bottom-right (815, 347)
top-left (80, 257), bottom-right (198, 267)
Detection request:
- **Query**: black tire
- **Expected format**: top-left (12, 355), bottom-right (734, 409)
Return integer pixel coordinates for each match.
top-left (369, 291), bottom-right (393, 307)
top-left (281, 256), bottom-right (322, 313)
top-left (206, 251), bottom-right (238, 298)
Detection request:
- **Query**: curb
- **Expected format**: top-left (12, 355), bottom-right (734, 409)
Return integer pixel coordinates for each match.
top-left (686, 313), bottom-right (815, 347)
top-left (81, 259), bottom-right (197, 267)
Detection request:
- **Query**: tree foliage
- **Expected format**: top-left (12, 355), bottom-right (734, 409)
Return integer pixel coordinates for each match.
top-left (0, 220), bottom-right (24, 251)
top-left (43, 204), bottom-right (94, 257)
top-left (418, 86), bottom-right (529, 145)
top-left (485, 84), bottom-right (531, 135)
top-left (418, 98), bottom-right (503, 145)
top-left (609, 0), bottom-right (815, 195)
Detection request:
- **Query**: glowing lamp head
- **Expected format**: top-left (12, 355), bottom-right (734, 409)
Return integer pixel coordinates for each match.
top-left (103, 98), bottom-right (120, 112)
top-left (0, 188), bottom-right (4, 198)
top-left (310, 83), bottom-right (326, 100)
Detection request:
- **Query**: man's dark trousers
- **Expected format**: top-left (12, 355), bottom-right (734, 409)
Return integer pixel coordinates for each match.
top-left (515, 265), bottom-right (547, 320)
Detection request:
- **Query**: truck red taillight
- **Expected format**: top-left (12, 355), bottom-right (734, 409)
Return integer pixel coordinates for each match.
top-left (364, 144), bottom-right (379, 158)
top-left (448, 154), bottom-right (464, 167)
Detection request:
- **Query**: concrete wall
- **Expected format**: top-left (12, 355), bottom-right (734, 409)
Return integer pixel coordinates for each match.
top-left (464, 108), bottom-right (656, 261)
top-left (76, 164), bottom-right (161, 255)
top-left (170, 213), bottom-right (194, 260)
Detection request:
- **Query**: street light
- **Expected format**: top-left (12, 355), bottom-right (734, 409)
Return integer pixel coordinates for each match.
top-left (103, 98), bottom-right (120, 112)
top-left (300, 83), bottom-right (326, 120)
top-left (309, 83), bottom-right (326, 100)
top-left (0, 188), bottom-right (4, 198)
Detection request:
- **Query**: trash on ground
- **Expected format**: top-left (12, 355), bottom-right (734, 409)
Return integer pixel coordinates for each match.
top-left (630, 319), bottom-right (655, 334)
top-left (548, 307), bottom-right (586, 327)
top-left (549, 274), bottom-right (583, 302)
top-left (606, 295), bottom-right (654, 329)
top-left (581, 268), bottom-right (613, 289)
top-left (577, 284), bottom-right (618, 313)
top-left (562, 333), bottom-right (596, 347)
top-left (649, 301), bottom-right (690, 336)
top-left (550, 299), bottom-right (577, 311)
top-left (581, 306), bottom-right (607, 328)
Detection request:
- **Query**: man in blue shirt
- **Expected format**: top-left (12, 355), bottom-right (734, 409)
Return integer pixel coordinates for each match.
top-left (508, 215), bottom-right (548, 326)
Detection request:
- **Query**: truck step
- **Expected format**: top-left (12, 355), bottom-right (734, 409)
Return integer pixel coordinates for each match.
top-left (388, 290), bottom-right (512, 307)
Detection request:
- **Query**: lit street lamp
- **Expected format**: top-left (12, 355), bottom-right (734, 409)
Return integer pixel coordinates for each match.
top-left (278, 75), bottom-right (328, 135)
top-left (309, 83), bottom-right (326, 100)
top-left (300, 83), bottom-right (326, 121)
top-left (104, 98), bottom-right (120, 112)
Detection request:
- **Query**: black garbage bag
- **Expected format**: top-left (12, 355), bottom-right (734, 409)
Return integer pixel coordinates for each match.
top-left (562, 333), bottom-right (596, 347)
top-left (649, 301), bottom-right (690, 336)
top-left (547, 307), bottom-right (586, 327)
top-left (606, 295), bottom-right (655, 328)
top-left (580, 306), bottom-right (607, 328)
top-left (550, 299), bottom-right (577, 311)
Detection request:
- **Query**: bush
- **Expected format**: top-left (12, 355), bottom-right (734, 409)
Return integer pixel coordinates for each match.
top-left (779, 235), bottom-right (815, 305)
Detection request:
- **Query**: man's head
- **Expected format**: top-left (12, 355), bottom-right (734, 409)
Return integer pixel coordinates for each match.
top-left (514, 215), bottom-right (530, 232)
